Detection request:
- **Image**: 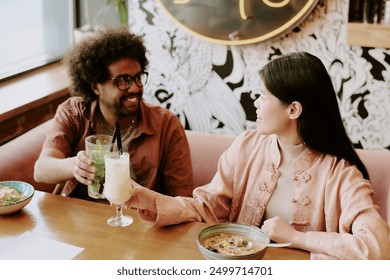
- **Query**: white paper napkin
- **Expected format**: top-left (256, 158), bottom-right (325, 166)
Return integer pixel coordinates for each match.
top-left (0, 231), bottom-right (84, 260)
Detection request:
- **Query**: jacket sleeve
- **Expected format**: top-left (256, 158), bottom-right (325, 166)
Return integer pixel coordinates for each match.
top-left (305, 166), bottom-right (390, 259)
top-left (141, 134), bottom-right (242, 227)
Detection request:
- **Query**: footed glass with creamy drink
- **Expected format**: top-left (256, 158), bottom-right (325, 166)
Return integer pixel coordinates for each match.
top-left (104, 152), bottom-right (133, 227)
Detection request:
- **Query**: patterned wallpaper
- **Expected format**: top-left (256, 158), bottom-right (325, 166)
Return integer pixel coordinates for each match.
top-left (128, 0), bottom-right (390, 151)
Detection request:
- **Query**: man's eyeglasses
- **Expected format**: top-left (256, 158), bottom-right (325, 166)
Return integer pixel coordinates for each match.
top-left (109, 72), bottom-right (149, 91)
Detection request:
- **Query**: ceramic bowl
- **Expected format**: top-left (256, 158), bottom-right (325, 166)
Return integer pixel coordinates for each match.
top-left (197, 223), bottom-right (270, 260)
top-left (0, 181), bottom-right (35, 215)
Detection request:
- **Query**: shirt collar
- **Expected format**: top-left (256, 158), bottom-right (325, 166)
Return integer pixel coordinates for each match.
top-left (135, 100), bottom-right (155, 136)
top-left (84, 99), bottom-right (156, 137)
top-left (82, 99), bottom-right (99, 132)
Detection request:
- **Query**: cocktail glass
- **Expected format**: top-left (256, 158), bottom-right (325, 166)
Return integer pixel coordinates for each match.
top-left (104, 152), bottom-right (133, 227)
top-left (85, 134), bottom-right (114, 199)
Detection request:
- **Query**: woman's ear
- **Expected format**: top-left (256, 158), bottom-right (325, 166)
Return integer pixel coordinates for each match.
top-left (289, 101), bottom-right (302, 120)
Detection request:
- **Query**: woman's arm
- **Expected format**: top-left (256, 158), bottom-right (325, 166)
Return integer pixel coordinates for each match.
top-left (307, 167), bottom-right (390, 259)
top-left (126, 179), bottom-right (223, 226)
top-left (307, 179), bottom-right (390, 259)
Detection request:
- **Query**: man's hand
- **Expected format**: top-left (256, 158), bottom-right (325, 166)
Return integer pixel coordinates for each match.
top-left (72, 150), bottom-right (96, 185)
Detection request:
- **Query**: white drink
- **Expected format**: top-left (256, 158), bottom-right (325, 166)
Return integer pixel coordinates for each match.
top-left (104, 152), bottom-right (133, 205)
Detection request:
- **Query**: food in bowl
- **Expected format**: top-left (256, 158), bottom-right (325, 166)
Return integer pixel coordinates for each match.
top-left (197, 223), bottom-right (270, 260)
top-left (0, 181), bottom-right (35, 215)
top-left (0, 186), bottom-right (27, 206)
top-left (201, 232), bottom-right (263, 256)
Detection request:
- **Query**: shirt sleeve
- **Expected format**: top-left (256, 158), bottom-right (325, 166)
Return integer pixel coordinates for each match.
top-left (42, 101), bottom-right (78, 156)
top-left (157, 117), bottom-right (194, 197)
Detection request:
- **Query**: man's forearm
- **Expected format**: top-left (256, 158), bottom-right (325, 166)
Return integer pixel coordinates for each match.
top-left (34, 156), bottom-right (75, 184)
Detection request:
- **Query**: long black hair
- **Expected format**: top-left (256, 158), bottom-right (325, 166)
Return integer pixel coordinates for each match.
top-left (259, 52), bottom-right (369, 179)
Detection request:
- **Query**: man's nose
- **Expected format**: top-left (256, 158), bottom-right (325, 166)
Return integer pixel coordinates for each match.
top-left (128, 81), bottom-right (140, 93)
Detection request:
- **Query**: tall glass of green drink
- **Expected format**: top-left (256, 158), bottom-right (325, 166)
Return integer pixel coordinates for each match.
top-left (85, 134), bottom-right (114, 199)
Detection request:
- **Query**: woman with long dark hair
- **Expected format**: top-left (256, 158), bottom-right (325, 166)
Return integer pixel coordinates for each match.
top-left (127, 52), bottom-right (389, 259)
top-left (261, 52), bottom-right (369, 179)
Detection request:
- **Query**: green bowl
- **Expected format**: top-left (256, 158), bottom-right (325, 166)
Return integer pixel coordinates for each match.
top-left (197, 223), bottom-right (270, 260)
top-left (0, 181), bottom-right (35, 215)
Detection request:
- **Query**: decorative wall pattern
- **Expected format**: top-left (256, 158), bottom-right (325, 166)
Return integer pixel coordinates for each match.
top-left (129, 0), bottom-right (390, 151)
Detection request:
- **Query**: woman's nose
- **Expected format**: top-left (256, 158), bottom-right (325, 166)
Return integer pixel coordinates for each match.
top-left (254, 97), bottom-right (260, 108)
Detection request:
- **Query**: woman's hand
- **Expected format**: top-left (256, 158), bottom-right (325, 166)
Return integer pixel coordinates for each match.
top-left (124, 179), bottom-right (157, 212)
top-left (72, 150), bottom-right (95, 185)
top-left (261, 216), bottom-right (305, 248)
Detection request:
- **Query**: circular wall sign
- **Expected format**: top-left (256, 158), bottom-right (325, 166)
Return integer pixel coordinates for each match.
top-left (157, 0), bottom-right (319, 45)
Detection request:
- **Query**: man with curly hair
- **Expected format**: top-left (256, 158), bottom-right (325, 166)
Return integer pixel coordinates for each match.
top-left (34, 27), bottom-right (194, 201)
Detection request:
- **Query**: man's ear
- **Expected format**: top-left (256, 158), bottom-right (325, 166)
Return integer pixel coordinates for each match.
top-left (91, 83), bottom-right (100, 95)
top-left (289, 101), bottom-right (302, 119)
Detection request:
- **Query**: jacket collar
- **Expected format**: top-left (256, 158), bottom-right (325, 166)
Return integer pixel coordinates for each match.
top-left (268, 134), bottom-right (320, 174)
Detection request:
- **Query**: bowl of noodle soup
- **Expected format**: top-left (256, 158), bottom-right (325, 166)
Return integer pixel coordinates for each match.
top-left (197, 223), bottom-right (270, 260)
top-left (0, 181), bottom-right (34, 215)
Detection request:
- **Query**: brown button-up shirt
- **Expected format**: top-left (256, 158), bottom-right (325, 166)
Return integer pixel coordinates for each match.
top-left (43, 96), bottom-right (194, 197)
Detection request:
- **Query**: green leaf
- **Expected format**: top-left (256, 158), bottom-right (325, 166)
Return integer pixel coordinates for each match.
top-left (107, 0), bottom-right (128, 25)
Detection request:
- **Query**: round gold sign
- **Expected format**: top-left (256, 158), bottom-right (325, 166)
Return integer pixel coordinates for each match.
top-left (157, 0), bottom-right (319, 45)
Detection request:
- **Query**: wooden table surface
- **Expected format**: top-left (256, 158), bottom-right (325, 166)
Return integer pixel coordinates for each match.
top-left (0, 191), bottom-right (309, 260)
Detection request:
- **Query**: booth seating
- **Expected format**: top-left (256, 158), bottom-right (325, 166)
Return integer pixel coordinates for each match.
top-left (1, 120), bottom-right (389, 225)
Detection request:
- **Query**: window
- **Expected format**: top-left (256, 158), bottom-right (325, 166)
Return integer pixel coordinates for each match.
top-left (0, 0), bottom-right (75, 81)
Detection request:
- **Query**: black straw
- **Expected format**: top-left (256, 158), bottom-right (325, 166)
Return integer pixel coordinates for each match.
top-left (111, 127), bottom-right (117, 143)
top-left (110, 126), bottom-right (117, 152)
top-left (115, 121), bottom-right (123, 154)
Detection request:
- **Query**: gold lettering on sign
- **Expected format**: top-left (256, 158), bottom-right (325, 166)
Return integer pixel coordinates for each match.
top-left (174, 0), bottom-right (291, 8)
top-left (173, 0), bottom-right (190, 4)
top-left (157, 0), bottom-right (319, 45)
top-left (262, 0), bottom-right (290, 8)
top-left (239, 0), bottom-right (248, 20)
top-left (239, 0), bottom-right (291, 20)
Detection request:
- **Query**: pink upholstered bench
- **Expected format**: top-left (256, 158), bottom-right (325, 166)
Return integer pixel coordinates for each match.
top-left (1, 120), bottom-right (389, 225)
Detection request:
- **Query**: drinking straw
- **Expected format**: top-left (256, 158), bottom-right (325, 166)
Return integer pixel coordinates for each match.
top-left (110, 126), bottom-right (117, 152)
top-left (115, 121), bottom-right (123, 155)
top-left (111, 127), bottom-right (117, 143)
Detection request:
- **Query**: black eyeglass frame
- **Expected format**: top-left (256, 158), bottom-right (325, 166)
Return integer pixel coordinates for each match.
top-left (109, 71), bottom-right (149, 91)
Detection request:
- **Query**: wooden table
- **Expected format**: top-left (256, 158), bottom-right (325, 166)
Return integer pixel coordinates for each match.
top-left (0, 191), bottom-right (309, 260)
